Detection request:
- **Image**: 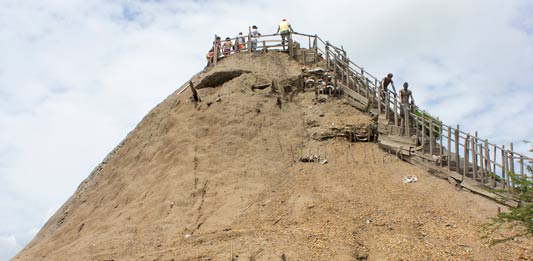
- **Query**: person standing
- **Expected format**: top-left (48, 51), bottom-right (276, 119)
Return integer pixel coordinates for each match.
top-left (236, 32), bottom-right (246, 52)
top-left (276, 18), bottom-right (294, 50)
top-left (250, 25), bottom-right (261, 52)
top-left (400, 82), bottom-right (414, 127)
top-left (400, 82), bottom-right (414, 106)
top-left (222, 37), bottom-right (233, 56)
top-left (381, 73), bottom-right (397, 96)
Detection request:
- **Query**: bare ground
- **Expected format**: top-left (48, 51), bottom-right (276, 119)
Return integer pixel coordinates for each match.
top-left (14, 52), bottom-right (533, 261)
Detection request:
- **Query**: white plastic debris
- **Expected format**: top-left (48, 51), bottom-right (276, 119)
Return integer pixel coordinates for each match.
top-left (184, 234), bottom-right (192, 239)
top-left (403, 175), bottom-right (418, 183)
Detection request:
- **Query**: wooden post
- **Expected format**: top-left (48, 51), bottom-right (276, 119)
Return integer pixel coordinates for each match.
top-left (377, 84), bottom-right (382, 112)
top-left (374, 78), bottom-right (379, 109)
top-left (429, 119), bottom-right (434, 155)
top-left (492, 144), bottom-right (497, 183)
top-left (519, 155), bottom-right (524, 177)
top-left (509, 143), bottom-right (515, 188)
top-left (360, 68), bottom-right (365, 94)
top-left (370, 78), bottom-right (375, 108)
top-left (414, 114), bottom-right (419, 138)
top-left (313, 35), bottom-right (318, 62)
top-left (421, 114), bottom-right (426, 149)
top-left (471, 136), bottom-right (477, 181)
top-left (248, 26), bottom-right (252, 52)
top-left (394, 99), bottom-right (398, 126)
top-left (288, 33), bottom-right (294, 57)
top-left (501, 145), bottom-right (506, 189)
top-left (298, 75), bottom-right (304, 91)
top-left (308, 35), bottom-right (311, 49)
top-left (439, 123), bottom-right (443, 166)
top-left (455, 125), bottom-right (460, 174)
top-left (385, 92), bottom-right (390, 122)
top-left (345, 59), bottom-right (350, 86)
top-left (479, 140), bottom-right (484, 183)
top-left (262, 40), bottom-right (266, 52)
top-left (189, 81), bottom-right (201, 102)
top-left (213, 35), bottom-right (219, 66)
top-left (325, 42), bottom-right (330, 70)
top-left (333, 53), bottom-right (338, 87)
top-left (356, 76), bottom-right (361, 93)
top-left (447, 126), bottom-right (452, 171)
top-left (365, 78), bottom-right (370, 100)
top-left (234, 35), bottom-right (239, 54)
top-left (464, 134), bottom-right (469, 178)
top-left (484, 140), bottom-right (493, 186)
top-left (404, 105), bottom-right (410, 137)
top-left (303, 50), bottom-right (306, 65)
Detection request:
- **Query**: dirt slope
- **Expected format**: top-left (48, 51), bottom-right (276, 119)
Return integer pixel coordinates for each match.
top-left (14, 52), bottom-right (532, 260)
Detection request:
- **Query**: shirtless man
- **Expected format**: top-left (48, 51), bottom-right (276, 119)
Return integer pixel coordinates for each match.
top-left (399, 82), bottom-right (414, 128)
top-left (381, 73), bottom-right (397, 96)
top-left (400, 82), bottom-right (414, 106)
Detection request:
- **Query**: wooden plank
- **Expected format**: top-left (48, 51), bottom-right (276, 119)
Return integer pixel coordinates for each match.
top-left (410, 155), bottom-right (519, 207)
top-left (447, 126), bottom-right (452, 171)
top-left (343, 93), bottom-right (368, 111)
top-left (341, 82), bottom-right (369, 106)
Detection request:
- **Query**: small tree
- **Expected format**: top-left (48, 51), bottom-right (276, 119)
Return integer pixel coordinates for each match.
top-left (483, 143), bottom-right (533, 244)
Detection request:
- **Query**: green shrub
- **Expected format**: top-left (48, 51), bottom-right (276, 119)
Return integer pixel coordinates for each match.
top-left (483, 146), bottom-right (533, 244)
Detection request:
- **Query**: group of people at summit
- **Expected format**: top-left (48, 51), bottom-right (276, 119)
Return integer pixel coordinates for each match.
top-left (206, 18), bottom-right (294, 64)
top-left (205, 18), bottom-right (415, 114)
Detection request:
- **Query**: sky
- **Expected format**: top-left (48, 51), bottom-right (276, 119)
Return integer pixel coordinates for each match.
top-left (1, 0), bottom-right (533, 259)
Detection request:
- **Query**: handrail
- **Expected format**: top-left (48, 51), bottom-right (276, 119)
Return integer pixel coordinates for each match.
top-left (207, 31), bottom-right (532, 192)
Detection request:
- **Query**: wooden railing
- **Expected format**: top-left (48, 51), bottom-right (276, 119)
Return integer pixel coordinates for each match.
top-left (208, 31), bottom-right (532, 193)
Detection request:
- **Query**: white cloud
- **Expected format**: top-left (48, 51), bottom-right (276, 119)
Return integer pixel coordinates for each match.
top-left (1, 0), bottom-right (532, 259)
top-left (0, 235), bottom-right (19, 255)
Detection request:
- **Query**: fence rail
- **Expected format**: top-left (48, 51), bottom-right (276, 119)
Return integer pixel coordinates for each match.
top-left (208, 31), bottom-right (532, 193)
